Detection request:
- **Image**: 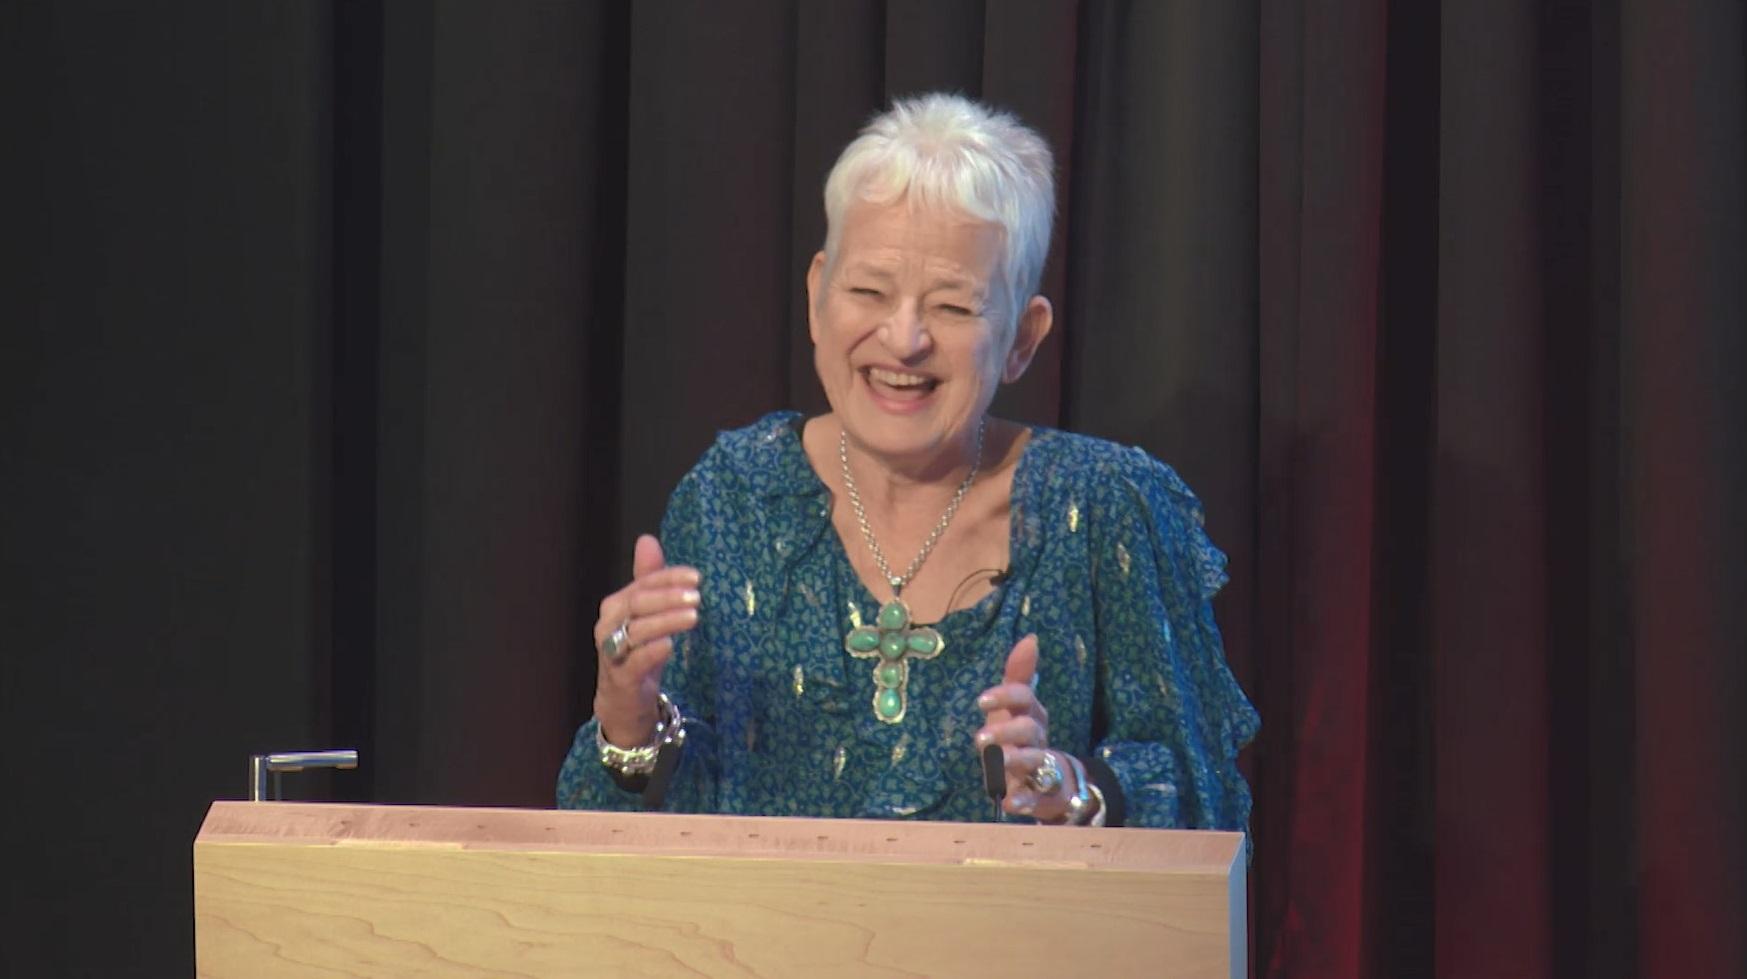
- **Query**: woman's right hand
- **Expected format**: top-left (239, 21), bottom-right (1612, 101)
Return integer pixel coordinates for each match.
top-left (592, 534), bottom-right (702, 747)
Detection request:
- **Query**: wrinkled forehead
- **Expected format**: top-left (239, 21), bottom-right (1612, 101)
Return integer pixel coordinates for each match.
top-left (824, 199), bottom-right (1021, 335)
top-left (830, 197), bottom-right (1008, 282)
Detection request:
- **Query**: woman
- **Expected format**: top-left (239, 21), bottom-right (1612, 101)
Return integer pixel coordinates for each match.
top-left (558, 93), bottom-right (1257, 829)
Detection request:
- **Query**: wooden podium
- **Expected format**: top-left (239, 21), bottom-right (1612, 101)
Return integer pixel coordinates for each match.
top-left (194, 801), bottom-right (1245, 977)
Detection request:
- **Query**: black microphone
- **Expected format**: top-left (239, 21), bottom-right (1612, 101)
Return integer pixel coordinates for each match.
top-left (981, 743), bottom-right (1006, 821)
top-left (641, 740), bottom-right (683, 811)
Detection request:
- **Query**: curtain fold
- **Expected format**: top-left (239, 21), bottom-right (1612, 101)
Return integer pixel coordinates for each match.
top-left (1254, 1), bottom-right (1389, 974)
top-left (1431, 0), bottom-right (1553, 974)
top-left (1620, 2), bottom-right (1747, 975)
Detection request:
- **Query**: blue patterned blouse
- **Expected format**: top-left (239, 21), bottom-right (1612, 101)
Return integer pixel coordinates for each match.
top-left (557, 412), bottom-right (1259, 830)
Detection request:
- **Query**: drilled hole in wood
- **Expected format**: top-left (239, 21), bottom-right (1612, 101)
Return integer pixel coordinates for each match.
top-left (679, 831), bottom-right (692, 837)
top-left (1021, 841), bottom-right (1035, 847)
top-left (886, 837), bottom-right (899, 843)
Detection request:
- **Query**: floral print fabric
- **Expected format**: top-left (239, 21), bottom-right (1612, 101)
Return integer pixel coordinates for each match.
top-left (558, 412), bottom-right (1258, 830)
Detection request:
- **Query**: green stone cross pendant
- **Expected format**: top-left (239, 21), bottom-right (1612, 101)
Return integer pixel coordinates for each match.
top-left (844, 595), bottom-right (944, 724)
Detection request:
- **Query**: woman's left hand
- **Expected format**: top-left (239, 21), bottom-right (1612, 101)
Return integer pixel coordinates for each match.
top-left (974, 634), bottom-right (1076, 822)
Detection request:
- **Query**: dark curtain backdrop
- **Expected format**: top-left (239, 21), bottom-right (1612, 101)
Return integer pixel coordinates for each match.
top-left (5, 2), bottom-right (1743, 977)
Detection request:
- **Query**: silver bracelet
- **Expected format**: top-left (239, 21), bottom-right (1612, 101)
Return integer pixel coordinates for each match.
top-left (1061, 753), bottom-right (1107, 827)
top-left (595, 692), bottom-right (685, 777)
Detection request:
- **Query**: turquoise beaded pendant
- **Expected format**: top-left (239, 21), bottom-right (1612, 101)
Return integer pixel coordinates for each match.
top-left (844, 597), bottom-right (944, 724)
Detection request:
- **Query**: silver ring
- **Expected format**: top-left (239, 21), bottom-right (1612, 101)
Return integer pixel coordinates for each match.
top-left (1025, 750), bottom-right (1063, 794)
top-left (601, 619), bottom-right (633, 663)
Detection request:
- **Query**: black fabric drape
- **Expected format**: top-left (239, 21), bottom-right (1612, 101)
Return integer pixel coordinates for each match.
top-left (1619, 2), bottom-right (1747, 972)
top-left (367, 0), bottom-right (614, 807)
top-left (4, 4), bottom-right (334, 974)
top-left (6, 2), bottom-right (1743, 976)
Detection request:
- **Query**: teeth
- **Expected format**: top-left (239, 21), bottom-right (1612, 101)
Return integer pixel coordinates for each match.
top-left (868, 367), bottom-right (932, 388)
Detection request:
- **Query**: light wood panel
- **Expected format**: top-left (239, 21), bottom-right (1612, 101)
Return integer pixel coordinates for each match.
top-left (194, 802), bottom-right (1244, 978)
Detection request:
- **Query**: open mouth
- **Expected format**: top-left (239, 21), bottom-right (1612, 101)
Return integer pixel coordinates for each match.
top-left (862, 366), bottom-right (940, 403)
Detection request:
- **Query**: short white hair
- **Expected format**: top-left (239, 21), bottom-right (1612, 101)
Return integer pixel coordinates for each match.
top-left (821, 93), bottom-right (1056, 326)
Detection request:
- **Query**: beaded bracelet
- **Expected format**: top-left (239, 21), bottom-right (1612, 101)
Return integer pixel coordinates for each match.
top-left (1061, 753), bottom-right (1107, 827)
top-left (596, 693), bottom-right (685, 777)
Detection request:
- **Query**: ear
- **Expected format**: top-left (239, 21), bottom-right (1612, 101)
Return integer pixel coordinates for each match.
top-left (1002, 295), bottom-right (1054, 383)
top-left (805, 251), bottom-right (827, 344)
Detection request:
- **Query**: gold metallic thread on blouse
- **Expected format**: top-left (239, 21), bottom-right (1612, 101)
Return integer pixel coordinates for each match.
top-left (1021, 594), bottom-right (1031, 617)
top-left (742, 579), bottom-right (757, 616)
top-left (847, 602), bottom-right (863, 629)
top-left (833, 745), bottom-right (847, 779)
top-left (890, 732), bottom-right (909, 766)
top-left (1116, 542), bottom-right (1133, 576)
top-left (745, 718), bottom-right (758, 751)
top-left (1075, 634), bottom-right (1088, 668)
top-left (792, 665), bottom-right (805, 698)
top-left (1067, 501), bottom-right (1081, 533)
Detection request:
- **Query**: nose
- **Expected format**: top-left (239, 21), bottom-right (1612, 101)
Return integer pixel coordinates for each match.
top-left (880, 302), bottom-right (932, 359)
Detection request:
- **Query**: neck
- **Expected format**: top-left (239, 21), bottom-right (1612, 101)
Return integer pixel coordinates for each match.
top-left (841, 420), bottom-right (985, 513)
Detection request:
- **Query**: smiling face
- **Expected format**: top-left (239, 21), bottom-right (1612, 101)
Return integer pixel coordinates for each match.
top-left (807, 197), bottom-right (1052, 471)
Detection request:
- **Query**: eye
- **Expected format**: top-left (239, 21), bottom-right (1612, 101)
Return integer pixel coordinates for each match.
top-left (938, 304), bottom-right (976, 317)
top-left (848, 286), bottom-right (884, 299)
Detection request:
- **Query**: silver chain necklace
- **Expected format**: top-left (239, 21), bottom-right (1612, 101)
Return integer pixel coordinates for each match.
top-left (838, 418), bottom-right (986, 724)
top-left (838, 419), bottom-right (985, 597)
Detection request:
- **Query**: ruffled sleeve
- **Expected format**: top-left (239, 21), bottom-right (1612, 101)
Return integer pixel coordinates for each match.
top-left (556, 463), bottom-right (723, 812)
top-left (1088, 451), bottom-right (1259, 832)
